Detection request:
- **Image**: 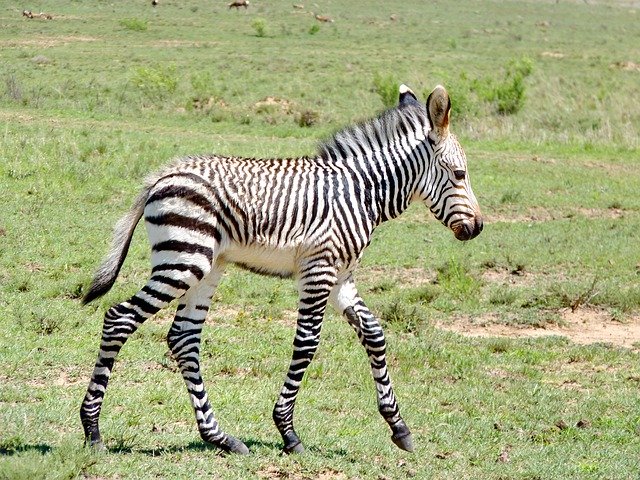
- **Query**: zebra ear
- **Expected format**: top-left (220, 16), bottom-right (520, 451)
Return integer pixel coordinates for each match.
top-left (426, 85), bottom-right (451, 138)
top-left (398, 84), bottom-right (418, 107)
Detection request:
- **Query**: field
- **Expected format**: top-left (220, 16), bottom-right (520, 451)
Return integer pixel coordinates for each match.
top-left (1, 0), bottom-right (640, 478)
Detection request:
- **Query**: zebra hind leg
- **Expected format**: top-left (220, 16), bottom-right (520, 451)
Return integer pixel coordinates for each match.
top-left (166, 266), bottom-right (249, 455)
top-left (80, 278), bottom-right (188, 450)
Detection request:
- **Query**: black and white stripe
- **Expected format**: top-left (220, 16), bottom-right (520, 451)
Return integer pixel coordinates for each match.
top-left (80, 84), bottom-right (482, 454)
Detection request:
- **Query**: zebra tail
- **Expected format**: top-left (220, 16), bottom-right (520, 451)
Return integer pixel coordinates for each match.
top-left (82, 187), bottom-right (149, 304)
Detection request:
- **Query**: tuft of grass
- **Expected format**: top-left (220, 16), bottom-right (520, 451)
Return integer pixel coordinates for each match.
top-left (296, 109), bottom-right (319, 127)
top-left (436, 258), bottom-right (482, 301)
top-left (380, 301), bottom-right (426, 333)
top-left (119, 18), bottom-right (148, 32)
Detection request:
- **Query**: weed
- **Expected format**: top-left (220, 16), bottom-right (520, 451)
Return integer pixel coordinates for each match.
top-left (372, 73), bottom-right (400, 108)
top-left (252, 18), bottom-right (267, 37)
top-left (119, 18), bottom-right (148, 32)
top-left (308, 24), bottom-right (320, 35)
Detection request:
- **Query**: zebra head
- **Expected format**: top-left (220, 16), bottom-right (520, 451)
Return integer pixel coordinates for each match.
top-left (413, 85), bottom-right (483, 241)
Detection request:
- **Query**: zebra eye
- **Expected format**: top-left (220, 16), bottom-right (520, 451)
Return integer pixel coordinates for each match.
top-left (453, 169), bottom-right (466, 181)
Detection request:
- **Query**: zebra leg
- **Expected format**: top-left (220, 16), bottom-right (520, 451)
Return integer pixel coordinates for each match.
top-left (329, 277), bottom-right (414, 452)
top-left (167, 266), bottom-right (249, 455)
top-left (80, 276), bottom-right (190, 450)
top-left (273, 263), bottom-right (336, 454)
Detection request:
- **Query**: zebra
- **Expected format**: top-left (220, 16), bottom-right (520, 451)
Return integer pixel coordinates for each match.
top-left (80, 84), bottom-right (483, 455)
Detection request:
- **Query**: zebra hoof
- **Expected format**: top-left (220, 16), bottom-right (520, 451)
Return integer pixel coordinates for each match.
top-left (284, 441), bottom-right (305, 454)
top-left (219, 435), bottom-right (250, 455)
top-left (85, 438), bottom-right (107, 452)
top-left (282, 430), bottom-right (304, 454)
top-left (391, 432), bottom-right (414, 452)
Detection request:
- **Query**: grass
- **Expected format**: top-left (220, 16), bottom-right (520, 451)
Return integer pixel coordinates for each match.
top-left (1, 0), bottom-right (640, 478)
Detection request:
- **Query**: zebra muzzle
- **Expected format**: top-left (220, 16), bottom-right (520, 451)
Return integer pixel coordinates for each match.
top-left (451, 216), bottom-right (483, 241)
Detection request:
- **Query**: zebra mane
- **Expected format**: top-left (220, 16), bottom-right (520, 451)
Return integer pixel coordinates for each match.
top-left (318, 102), bottom-right (428, 162)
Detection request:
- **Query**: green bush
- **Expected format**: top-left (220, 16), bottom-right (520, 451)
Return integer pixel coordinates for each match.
top-left (484, 57), bottom-right (533, 115)
top-left (132, 65), bottom-right (178, 105)
top-left (373, 73), bottom-right (400, 108)
top-left (252, 18), bottom-right (267, 37)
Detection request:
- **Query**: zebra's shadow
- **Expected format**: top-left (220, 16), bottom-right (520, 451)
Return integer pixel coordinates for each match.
top-left (109, 438), bottom-right (349, 458)
top-left (0, 443), bottom-right (52, 456)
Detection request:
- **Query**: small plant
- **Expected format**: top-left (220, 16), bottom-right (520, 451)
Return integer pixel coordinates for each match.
top-left (252, 18), bottom-right (267, 37)
top-left (308, 24), bottom-right (320, 35)
top-left (132, 65), bottom-right (178, 105)
top-left (373, 73), bottom-right (400, 108)
top-left (4, 74), bottom-right (22, 102)
top-left (119, 18), bottom-right (148, 32)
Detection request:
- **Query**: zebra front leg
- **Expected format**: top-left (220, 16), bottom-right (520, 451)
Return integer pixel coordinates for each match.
top-left (273, 263), bottom-right (336, 453)
top-left (329, 277), bottom-right (414, 452)
top-left (167, 268), bottom-right (249, 455)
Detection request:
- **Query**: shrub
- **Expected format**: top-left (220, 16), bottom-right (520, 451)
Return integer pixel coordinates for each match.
top-left (308, 24), bottom-right (320, 35)
top-left (132, 65), bottom-right (178, 105)
top-left (484, 57), bottom-right (533, 115)
top-left (252, 18), bottom-right (267, 37)
top-left (373, 73), bottom-right (400, 108)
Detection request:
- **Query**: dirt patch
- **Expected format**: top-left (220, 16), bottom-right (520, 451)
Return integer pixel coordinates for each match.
top-left (486, 206), bottom-right (629, 224)
top-left (541, 51), bottom-right (565, 59)
top-left (611, 60), bottom-right (640, 72)
top-left (438, 308), bottom-right (640, 349)
top-left (254, 96), bottom-right (295, 114)
top-left (258, 467), bottom-right (347, 480)
top-left (0, 36), bottom-right (98, 48)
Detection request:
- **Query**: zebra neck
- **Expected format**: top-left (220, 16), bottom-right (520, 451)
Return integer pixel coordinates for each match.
top-left (333, 141), bottom-right (423, 226)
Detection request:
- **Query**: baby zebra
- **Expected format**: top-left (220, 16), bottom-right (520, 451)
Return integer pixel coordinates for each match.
top-left (80, 84), bottom-right (483, 454)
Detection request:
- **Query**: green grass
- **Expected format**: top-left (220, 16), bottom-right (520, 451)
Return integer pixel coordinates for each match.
top-left (1, 1), bottom-right (640, 478)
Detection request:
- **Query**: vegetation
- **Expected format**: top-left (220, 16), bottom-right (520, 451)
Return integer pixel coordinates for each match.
top-left (1, 1), bottom-right (639, 479)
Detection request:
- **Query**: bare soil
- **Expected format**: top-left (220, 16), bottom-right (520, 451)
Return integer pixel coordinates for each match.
top-left (438, 307), bottom-right (640, 349)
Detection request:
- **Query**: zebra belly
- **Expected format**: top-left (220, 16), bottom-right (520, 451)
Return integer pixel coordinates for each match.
top-left (222, 244), bottom-right (298, 279)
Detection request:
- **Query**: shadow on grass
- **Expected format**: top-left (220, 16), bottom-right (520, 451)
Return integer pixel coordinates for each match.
top-left (0, 444), bottom-right (52, 456)
top-left (108, 437), bottom-right (349, 457)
